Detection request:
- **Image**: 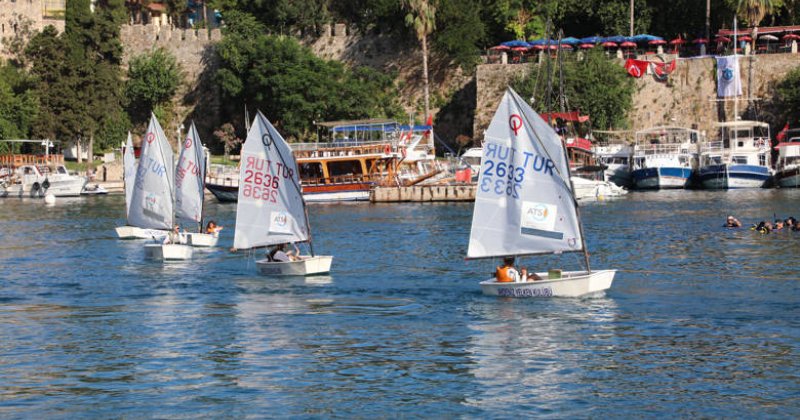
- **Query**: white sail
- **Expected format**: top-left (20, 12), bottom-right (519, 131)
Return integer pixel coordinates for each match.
top-left (233, 111), bottom-right (309, 250)
top-left (175, 122), bottom-right (205, 223)
top-left (123, 131), bottom-right (136, 219)
top-left (467, 87), bottom-right (583, 258)
top-left (128, 113), bottom-right (174, 230)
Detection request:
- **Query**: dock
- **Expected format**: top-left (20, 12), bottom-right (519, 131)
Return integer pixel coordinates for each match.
top-left (370, 184), bottom-right (476, 202)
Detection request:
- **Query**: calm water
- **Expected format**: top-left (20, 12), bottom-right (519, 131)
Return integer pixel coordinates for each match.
top-left (0, 190), bottom-right (798, 417)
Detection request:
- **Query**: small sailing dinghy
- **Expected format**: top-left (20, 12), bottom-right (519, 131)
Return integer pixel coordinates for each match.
top-left (467, 88), bottom-right (615, 298)
top-left (115, 131), bottom-right (169, 240)
top-left (175, 122), bottom-right (217, 247)
top-left (233, 111), bottom-right (332, 276)
top-left (129, 113), bottom-right (192, 261)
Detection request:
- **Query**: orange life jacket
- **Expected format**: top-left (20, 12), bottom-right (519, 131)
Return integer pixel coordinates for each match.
top-left (495, 266), bottom-right (518, 283)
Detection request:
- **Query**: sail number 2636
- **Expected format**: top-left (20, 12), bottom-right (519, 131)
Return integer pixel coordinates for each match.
top-left (481, 159), bottom-right (524, 199)
top-left (242, 170), bottom-right (279, 202)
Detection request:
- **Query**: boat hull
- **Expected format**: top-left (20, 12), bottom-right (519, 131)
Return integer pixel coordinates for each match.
top-left (185, 232), bottom-right (219, 247)
top-left (255, 255), bottom-right (333, 276)
top-left (699, 164), bottom-right (771, 189)
top-left (207, 182), bottom-right (372, 203)
top-left (631, 167), bottom-right (691, 189)
top-left (479, 269), bottom-right (616, 298)
top-left (115, 226), bottom-right (169, 240)
top-left (571, 177), bottom-right (627, 200)
top-left (144, 243), bottom-right (193, 260)
top-left (206, 183), bottom-right (238, 202)
top-left (775, 167), bottom-right (800, 188)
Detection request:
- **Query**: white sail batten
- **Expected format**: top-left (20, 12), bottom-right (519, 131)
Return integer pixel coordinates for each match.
top-left (467, 87), bottom-right (583, 259)
top-left (128, 113), bottom-right (175, 230)
top-left (123, 131), bottom-right (136, 220)
top-left (175, 122), bottom-right (205, 223)
top-left (233, 111), bottom-right (309, 250)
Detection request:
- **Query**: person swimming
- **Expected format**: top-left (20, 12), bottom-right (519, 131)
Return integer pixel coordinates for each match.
top-left (724, 215), bottom-right (742, 227)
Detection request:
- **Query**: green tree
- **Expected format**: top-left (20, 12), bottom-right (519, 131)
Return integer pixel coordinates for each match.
top-left (734, 0), bottom-right (777, 50)
top-left (403, 0), bottom-right (436, 125)
top-left (125, 48), bottom-right (183, 124)
top-left (0, 62), bottom-right (39, 140)
top-left (513, 49), bottom-right (634, 131)
top-left (774, 66), bottom-right (800, 124)
top-left (434, 0), bottom-right (485, 70)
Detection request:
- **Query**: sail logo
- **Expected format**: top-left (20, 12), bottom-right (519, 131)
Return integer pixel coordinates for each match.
top-left (722, 68), bottom-right (734, 81)
top-left (509, 114), bottom-right (523, 136)
top-left (520, 201), bottom-right (562, 239)
top-left (262, 132), bottom-right (273, 149)
top-left (269, 211), bottom-right (293, 235)
top-left (146, 132), bottom-right (155, 144)
top-left (184, 136), bottom-right (192, 149)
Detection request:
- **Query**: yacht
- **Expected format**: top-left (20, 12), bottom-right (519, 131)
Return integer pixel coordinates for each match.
top-left (0, 164), bottom-right (87, 198)
top-left (698, 121), bottom-right (772, 189)
top-left (631, 126), bottom-right (701, 189)
top-left (774, 129), bottom-right (800, 188)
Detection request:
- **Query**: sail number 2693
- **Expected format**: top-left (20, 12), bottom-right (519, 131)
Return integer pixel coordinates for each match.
top-left (481, 159), bottom-right (524, 199)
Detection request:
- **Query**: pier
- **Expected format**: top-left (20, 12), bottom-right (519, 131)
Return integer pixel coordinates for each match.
top-left (370, 184), bottom-right (476, 202)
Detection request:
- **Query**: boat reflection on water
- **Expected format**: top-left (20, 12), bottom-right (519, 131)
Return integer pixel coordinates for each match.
top-left (463, 298), bottom-right (619, 412)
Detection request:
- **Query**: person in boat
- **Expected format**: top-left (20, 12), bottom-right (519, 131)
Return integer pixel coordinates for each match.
top-left (205, 220), bottom-right (223, 235)
top-left (164, 224), bottom-right (183, 244)
top-left (724, 215), bottom-right (742, 228)
top-left (495, 256), bottom-right (541, 283)
top-left (267, 243), bottom-right (301, 262)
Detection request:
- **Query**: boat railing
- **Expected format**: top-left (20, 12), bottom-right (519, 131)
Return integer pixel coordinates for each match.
top-left (0, 154), bottom-right (64, 166)
top-left (292, 141), bottom-right (395, 158)
top-left (301, 174), bottom-right (374, 186)
top-left (634, 143), bottom-right (683, 155)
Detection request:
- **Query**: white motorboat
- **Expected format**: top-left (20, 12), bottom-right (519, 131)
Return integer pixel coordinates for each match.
top-left (631, 126), bottom-right (700, 189)
top-left (774, 133), bottom-right (800, 188)
top-left (0, 164), bottom-right (87, 198)
top-left (256, 255), bottom-right (333, 276)
top-left (570, 176), bottom-right (627, 200)
top-left (233, 111), bottom-right (333, 276)
top-left (466, 87), bottom-right (615, 298)
top-left (81, 184), bottom-right (108, 195)
top-left (594, 141), bottom-right (633, 187)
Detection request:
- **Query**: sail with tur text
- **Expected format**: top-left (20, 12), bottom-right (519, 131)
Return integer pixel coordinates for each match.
top-left (467, 87), bottom-right (582, 259)
top-left (128, 113), bottom-right (174, 230)
top-left (233, 111), bottom-right (309, 250)
top-left (175, 122), bottom-right (205, 223)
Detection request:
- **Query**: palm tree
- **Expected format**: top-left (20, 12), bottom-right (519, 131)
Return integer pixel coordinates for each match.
top-left (402, 0), bottom-right (436, 141)
top-left (737, 0), bottom-right (776, 51)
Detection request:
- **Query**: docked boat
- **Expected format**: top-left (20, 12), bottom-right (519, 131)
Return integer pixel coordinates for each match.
top-left (233, 111), bottom-right (333, 276)
top-left (774, 131), bottom-right (800, 188)
top-left (698, 121), bottom-right (772, 189)
top-left (130, 114), bottom-right (192, 260)
top-left (115, 132), bottom-right (168, 240)
top-left (631, 126), bottom-right (701, 189)
top-left (467, 87), bottom-right (615, 298)
top-left (0, 163), bottom-right (87, 198)
top-left (594, 140), bottom-right (633, 188)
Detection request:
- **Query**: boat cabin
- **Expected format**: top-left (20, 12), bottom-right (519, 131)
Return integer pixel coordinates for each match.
top-left (703, 121), bottom-right (770, 167)
top-left (633, 126), bottom-right (701, 170)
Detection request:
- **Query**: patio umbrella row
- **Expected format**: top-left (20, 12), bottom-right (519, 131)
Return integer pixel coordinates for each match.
top-left (494, 33), bottom-right (800, 51)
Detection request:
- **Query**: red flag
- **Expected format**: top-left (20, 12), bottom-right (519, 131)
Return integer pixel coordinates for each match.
top-left (777, 123), bottom-right (789, 142)
top-left (624, 59), bottom-right (648, 78)
top-left (652, 60), bottom-right (677, 77)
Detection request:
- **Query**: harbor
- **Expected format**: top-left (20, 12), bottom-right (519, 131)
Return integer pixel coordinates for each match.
top-left (1, 190), bottom-right (798, 417)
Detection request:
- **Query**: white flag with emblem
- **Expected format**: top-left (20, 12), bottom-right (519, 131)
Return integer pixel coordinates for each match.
top-left (716, 55), bottom-right (742, 97)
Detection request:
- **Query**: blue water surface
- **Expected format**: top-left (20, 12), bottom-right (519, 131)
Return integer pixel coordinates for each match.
top-left (0, 189), bottom-right (798, 417)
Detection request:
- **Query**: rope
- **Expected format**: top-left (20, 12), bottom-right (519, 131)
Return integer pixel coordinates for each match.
top-left (616, 268), bottom-right (796, 281)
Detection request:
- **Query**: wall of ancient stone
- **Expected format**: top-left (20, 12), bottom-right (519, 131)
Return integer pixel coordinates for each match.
top-left (0, 0), bottom-right (64, 56)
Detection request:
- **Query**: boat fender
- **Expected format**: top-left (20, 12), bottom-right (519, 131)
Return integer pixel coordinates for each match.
top-left (42, 179), bottom-right (50, 190)
top-left (31, 182), bottom-right (40, 192)
top-left (384, 145), bottom-right (391, 155)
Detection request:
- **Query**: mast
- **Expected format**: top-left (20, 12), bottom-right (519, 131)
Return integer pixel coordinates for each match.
top-left (198, 125), bottom-right (206, 233)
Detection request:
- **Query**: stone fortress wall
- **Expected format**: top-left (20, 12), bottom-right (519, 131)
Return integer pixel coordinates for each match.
top-left (0, 0), bottom-right (65, 54)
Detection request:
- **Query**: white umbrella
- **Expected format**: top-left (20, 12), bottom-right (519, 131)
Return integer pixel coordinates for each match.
top-left (759, 34), bottom-right (779, 41)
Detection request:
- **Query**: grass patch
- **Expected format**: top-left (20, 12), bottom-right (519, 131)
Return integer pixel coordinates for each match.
top-left (210, 155), bottom-right (239, 166)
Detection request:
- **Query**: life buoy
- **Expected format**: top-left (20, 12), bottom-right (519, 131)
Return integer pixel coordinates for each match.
top-left (384, 145), bottom-right (391, 155)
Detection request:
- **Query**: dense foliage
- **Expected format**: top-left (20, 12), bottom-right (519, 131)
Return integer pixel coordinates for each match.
top-left (214, 11), bottom-right (403, 140)
top-left (773, 66), bottom-right (800, 125)
top-left (125, 48), bottom-right (183, 125)
top-left (0, 63), bottom-right (38, 141)
top-left (512, 50), bottom-right (635, 131)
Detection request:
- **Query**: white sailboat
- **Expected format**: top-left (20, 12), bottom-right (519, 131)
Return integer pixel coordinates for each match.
top-left (175, 122), bottom-right (217, 247)
top-left (115, 131), bottom-right (169, 239)
top-left (129, 114), bottom-right (192, 260)
top-left (233, 111), bottom-right (332, 276)
top-left (467, 88), bottom-right (615, 298)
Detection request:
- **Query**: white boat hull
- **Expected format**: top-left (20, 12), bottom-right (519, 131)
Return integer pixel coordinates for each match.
top-left (571, 177), bottom-right (627, 200)
top-left (255, 255), bottom-right (333, 276)
top-left (115, 226), bottom-right (169, 240)
top-left (479, 269), bottom-right (616, 298)
top-left (185, 232), bottom-right (219, 247)
top-left (144, 243), bottom-right (193, 260)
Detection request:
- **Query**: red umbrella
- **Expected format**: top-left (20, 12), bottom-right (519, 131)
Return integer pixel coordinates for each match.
top-left (782, 33), bottom-right (800, 40)
top-left (489, 45), bottom-right (510, 51)
top-left (738, 35), bottom-right (753, 42)
top-left (579, 43), bottom-right (595, 49)
top-left (558, 44), bottom-right (574, 50)
top-left (511, 46), bottom-right (528, 52)
top-left (669, 38), bottom-right (687, 45)
top-left (601, 41), bottom-right (618, 48)
top-left (648, 39), bottom-right (667, 45)
top-left (620, 41), bottom-right (637, 48)
top-left (714, 36), bottom-right (731, 43)
top-left (693, 38), bottom-right (709, 44)
top-left (531, 44), bottom-right (545, 50)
